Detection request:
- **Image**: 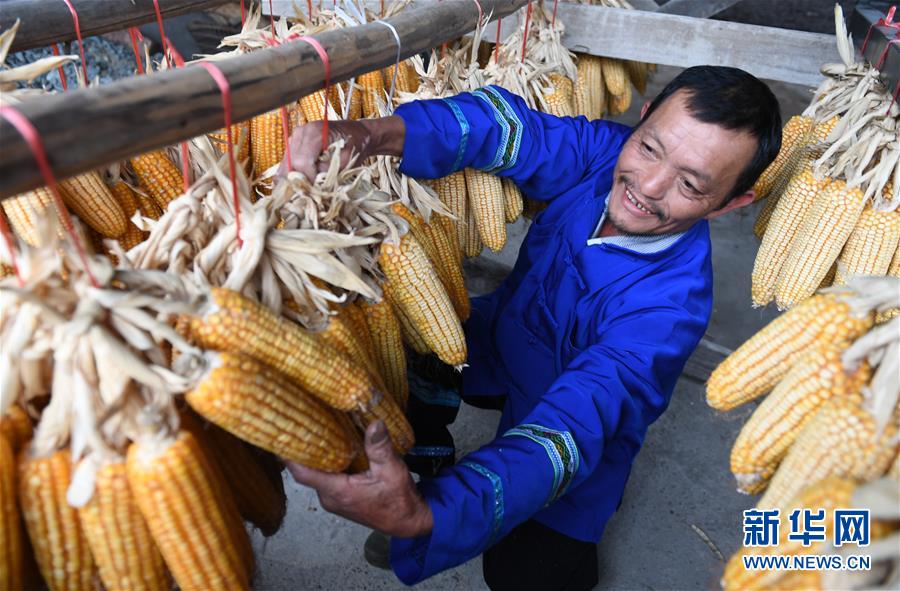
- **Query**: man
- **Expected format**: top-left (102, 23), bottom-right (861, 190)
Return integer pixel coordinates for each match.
top-left (282, 65), bottom-right (781, 589)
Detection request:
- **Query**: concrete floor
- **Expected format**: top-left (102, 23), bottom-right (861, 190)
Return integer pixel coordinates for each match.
top-left (247, 64), bottom-right (815, 590)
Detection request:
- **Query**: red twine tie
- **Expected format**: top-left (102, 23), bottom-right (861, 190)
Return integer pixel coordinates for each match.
top-left (198, 62), bottom-right (243, 247)
top-left (60, 0), bottom-right (89, 85)
top-left (128, 27), bottom-right (145, 74)
top-left (163, 38), bottom-right (191, 193)
top-left (521, 1), bottom-right (533, 63)
top-left (494, 17), bottom-right (502, 64)
top-left (297, 36), bottom-right (332, 149)
top-left (861, 6), bottom-right (899, 55)
top-left (240, 0), bottom-right (246, 26)
top-left (152, 0), bottom-right (171, 68)
top-left (552, 0), bottom-right (559, 28)
top-left (50, 44), bottom-right (69, 90)
top-left (0, 107), bottom-right (98, 287)
top-left (268, 0), bottom-right (277, 40)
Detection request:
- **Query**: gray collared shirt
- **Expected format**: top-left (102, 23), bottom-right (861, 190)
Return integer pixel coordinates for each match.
top-left (586, 193), bottom-right (686, 254)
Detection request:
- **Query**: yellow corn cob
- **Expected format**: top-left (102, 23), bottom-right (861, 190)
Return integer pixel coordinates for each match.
top-left (600, 57), bottom-right (627, 97)
top-left (250, 106), bottom-right (302, 179)
top-left (625, 60), bottom-right (648, 95)
top-left (380, 233), bottom-right (467, 366)
top-left (342, 81), bottom-right (363, 120)
top-left (108, 180), bottom-right (147, 252)
top-left (730, 343), bottom-right (871, 494)
top-left (751, 115), bottom-right (814, 202)
top-left (186, 287), bottom-right (378, 411)
top-left (434, 212), bottom-right (463, 270)
top-left (542, 73), bottom-right (575, 118)
top-left (58, 171), bottom-right (128, 238)
top-left (752, 195), bottom-right (778, 240)
top-left (1, 434), bottom-right (24, 591)
top-left (607, 81), bottom-right (632, 116)
top-left (358, 70), bottom-right (385, 118)
top-left (186, 352), bottom-right (357, 471)
top-left (78, 460), bottom-right (169, 591)
top-left (889, 449), bottom-right (900, 481)
top-left (390, 290), bottom-right (431, 354)
top-left (774, 180), bottom-right (865, 309)
top-left (706, 293), bottom-right (873, 411)
top-left (464, 168), bottom-right (506, 252)
top-left (208, 120), bottom-right (251, 165)
top-left (130, 149), bottom-right (184, 210)
top-left (18, 450), bottom-right (95, 591)
top-left (833, 206), bottom-right (900, 286)
top-left (396, 59), bottom-right (419, 94)
top-left (576, 55), bottom-right (606, 119)
top-left (298, 87), bottom-right (338, 123)
top-left (434, 172), bottom-right (469, 258)
top-left (2, 187), bottom-right (62, 246)
top-left (1, 406), bottom-right (32, 454)
top-left (201, 424), bottom-right (287, 537)
top-left (320, 311), bottom-right (386, 390)
top-left (502, 177), bottom-right (523, 223)
top-left (353, 393), bottom-right (415, 455)
top-left (757, 398), bottom-right (898, 511)
top-left (876, 245), bottom-right (900, 323)
top-left (343, 301), bottom-right (378, 367)
top-left (723, 477), bottom-right (857, 591)
top-left (751, 165), bottom-right (830, 306)
top-left (360, 297), bottom-right (409, 409)
top-left (130, 188), bottom-right (163, 221)
top-left (127, 432), bottom-right (251, 591)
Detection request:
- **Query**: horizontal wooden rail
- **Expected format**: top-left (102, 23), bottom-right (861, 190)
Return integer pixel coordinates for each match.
top-left (0, 0), bottom-right (527, 199)
top-left (0, 0), bottom-right (231, 53)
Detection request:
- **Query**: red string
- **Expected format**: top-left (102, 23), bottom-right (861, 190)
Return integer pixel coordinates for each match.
top-left (50, 44), bottom-right (69, 90)
top-left (60, 0), bottom-right (89, 84)
top-left (380, 0), bottom-right (384, 17)
top-left (471, 0), bottom-right (484, 22)
top-left (279, 106), bottom-right (294, 173)
top-left (297, 36), bottom-right (332, 148)
top-left (552, 0), bottom-right (559, 27)
top-left (240, 0), bottom-right (246, 26)
top-left (521, 1), bottom-right (533, 63)
top-left (198, 62), bottom-right (243, 247)
top-left (494, 17), bottom-right (502, 64)
top-left (0, 107), bottom-right (98, 287)
top-left (163, 38), bottom-right (191, 193)
top-left (268, 0), bottom-right (277, 39)
top-left (128, 28), bottom-right (145, 74)
top-left (876, 38), bottom-right (900, 70)
top-left (152, 0), bottom-right (171, 68)
top-left (861, 6), bottom-right (899, 54)
top-left (888, 80), bottom-right (900, 117)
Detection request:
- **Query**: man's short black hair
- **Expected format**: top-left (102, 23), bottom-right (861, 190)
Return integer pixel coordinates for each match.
top-left (638, 65), bottom-right (782, 204)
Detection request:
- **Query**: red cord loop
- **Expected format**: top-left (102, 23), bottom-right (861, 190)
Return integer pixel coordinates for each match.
top-left (494, 17), bottom-right (502, 64)
top-left (521, 1), bottom-right (533, 63)
top-left (240, 0), bottom-right (246, 26)
top-left (876, 37), bottom-right (900, 70)
top-left (128, 27), bottom-right (145, 74)
top-left (60, 0), bottom-right (89, 85)
top-left (0, 107), bottom-right (98, 287)
top-left (50, 44), bottom-right (69, 90)
top-left (152, 0), bottom-right (171, 68)
top-left (198, 62), bottom-right (243, 248)
top-left (296, 36), bottom-right (332, 148)
top-left (471, 0), bottom-right (484, 23)
top-left (861, 6), bottom-right (899, 54)
top-left (552, 0), bottom-right (559, 28)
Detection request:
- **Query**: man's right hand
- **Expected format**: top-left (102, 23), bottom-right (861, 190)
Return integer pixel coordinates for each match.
top-left (278, 115), bottom-right (406, 181)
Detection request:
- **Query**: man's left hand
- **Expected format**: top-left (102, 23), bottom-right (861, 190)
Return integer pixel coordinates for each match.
top-left (285, 421), bottom-right (433, 539)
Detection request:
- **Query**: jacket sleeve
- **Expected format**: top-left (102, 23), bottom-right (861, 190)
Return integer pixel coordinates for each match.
top-left (390, 290), bottom-right (708, 585)
top-left (394, 85), bottom-right (629, 201)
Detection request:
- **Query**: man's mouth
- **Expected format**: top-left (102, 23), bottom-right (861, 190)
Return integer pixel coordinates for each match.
top-left (623, 186), bottom-right (655, 217)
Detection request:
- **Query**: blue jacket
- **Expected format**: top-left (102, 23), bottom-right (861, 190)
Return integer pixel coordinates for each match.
top-left (390, 86), bottom-right (713, 584)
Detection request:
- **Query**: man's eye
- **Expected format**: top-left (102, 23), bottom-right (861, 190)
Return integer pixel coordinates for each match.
top-left (640, 141), bottom-right (654, 154)
top-left (681, 178), bottom-right (698, 193)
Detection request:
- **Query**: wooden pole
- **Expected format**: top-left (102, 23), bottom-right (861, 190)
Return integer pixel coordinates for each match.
top-left (0, 0), bottom-right (528, 199)
top-left (0, 0), bottom-right (231, 53)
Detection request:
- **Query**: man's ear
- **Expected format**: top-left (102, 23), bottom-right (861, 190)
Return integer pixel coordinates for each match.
top-left (705, 191), bottom-right (756, 220)
top-left (639, 101), bottom-right (652, 120)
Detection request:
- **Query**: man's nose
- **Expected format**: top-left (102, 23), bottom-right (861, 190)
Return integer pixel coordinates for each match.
top-left (639, 161), bottom-right (672, 200)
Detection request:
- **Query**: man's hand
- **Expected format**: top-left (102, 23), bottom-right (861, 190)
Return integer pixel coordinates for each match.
top-left (285, 420), bottom-right (433, 539)
top-left (277, 116), bottom-right (406, 181)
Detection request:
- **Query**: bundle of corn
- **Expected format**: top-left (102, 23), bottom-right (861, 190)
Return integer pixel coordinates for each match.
top-left (571, 0), bottom-right (654, 118)
top-left (722, 476), bottom-right (900, 590)
top-left (752, 6), bottom-right (900, 310)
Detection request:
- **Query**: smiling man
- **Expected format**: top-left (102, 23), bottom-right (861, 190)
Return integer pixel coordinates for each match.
top-left (283, 66), bottom-right (781, 590)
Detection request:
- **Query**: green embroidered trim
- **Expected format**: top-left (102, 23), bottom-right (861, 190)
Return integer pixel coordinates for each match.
top-left (442, 97), bottom-right (469, 172)
top-left (504, 423), bottom-right (580, 505)
top-left (459, 461), bottom-right (505, 543)
top-left (472, 86), bottom-right (523, 173)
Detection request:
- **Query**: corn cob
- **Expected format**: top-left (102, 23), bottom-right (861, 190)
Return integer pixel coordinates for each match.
top-left (464, 168), bottom-right (505, 252)
top-left (298, 87), bottom-right (338, 123)
top-left (384, 279), bottom-right (431, 355)
top-left (250, 106), bottom-right (302, 179)
top-left (341, 81), bottom-right (363, 120)
top-left (600, 57), bottom-right (627, 97)
top-left (1, 434), bottom-right (24, 591)
top-left (360, 297), bottom-right (409, 409)
top-left (320, 311), bottom-right (385, 390)
top-left (58, 171), bottom-right (128, 238)
top-left (396, 59), bottom-right (419, 94)
top-left (773, 179), bottom-right (865, 309)
top-left (434, 171), bottom-right (469, 258)
top-left (201, 424), bottom-right (287, 537)
top-left (433, 211), bottom-right (463, 270)
top-left (833, 206), bottom-right (900, 286)
top-left (336, 412), bottom-right (369, 473)
top-left (542, 73), bottom-right (575, 118)
top-left (127, 432), bottom-right (251, 591)
top-left (186, 287), bottom-right (379, 411)
top-left (730, 343), bottom-right (871, 494)
top-left (625, 60), bottom-right (648, 95)
top-left (186, 352), bottom-right (357, 471)
top-left (751, 165), bottom-right (830, 306)
top-left (130, 150), bottom-right (184, 210)
top-left (208, 120), bottom-right (251, 165)
top-left (575, 55), bottom-right (606, 120)
top-left (751, 115), bottom-right (814, 202)
top-left (353, 393), bottom-right (415, 455)
top-left (1, 406), bottom-right (32, 453)
top-left (501, 177), bottom-right (524, 223)
top-left (757, 398), bottom-right (898, 511)
top-left (109, 181), bottom-right (148, 252)
top-left (607, 82), bottom-right (632, 116)
top-left (358, 70), bottom-right (385, 118)
top-left (131, 188), bottom-right (163, 221)
top-left (752, 195), bottom-right (778, 240)
top-left (2, 187), bottom-right (61, 246)
top-left (342, 301), bottom-right (378, 367)
top-left (78, 460), bottom-right (169, 591)
top-left (380, 234), bottom-right (467, 366)
top-left (876, 245), bottom-right (900, 323)
top-left (706, 293), bottom-right (873, 411)
top-left (18, 450), bottom-right (95, 591)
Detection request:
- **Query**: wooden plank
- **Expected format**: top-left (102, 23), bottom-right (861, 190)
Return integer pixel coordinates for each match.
top-left (0, 0), bottom-right (230, 53)
top-left (656, 0), bottom-right (747, 19)
top-left (0, 0), bottom-right (528, 199)
top-left (682, 337), bottom-right (732, 383)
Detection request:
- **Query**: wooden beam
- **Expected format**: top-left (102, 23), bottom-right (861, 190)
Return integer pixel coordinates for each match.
top-left (0, 0), bottom-right (527, 199)
top-left (656, 0), bottom-right (747, 19)
top-left (0, 0), bottom-right (231, 53)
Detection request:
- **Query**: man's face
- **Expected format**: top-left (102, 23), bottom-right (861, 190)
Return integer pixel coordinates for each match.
top-left (607, 91), bottom-right (759, 236)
